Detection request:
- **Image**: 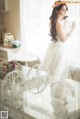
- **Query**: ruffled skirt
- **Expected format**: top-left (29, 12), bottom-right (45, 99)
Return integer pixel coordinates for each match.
top-left (40, 40), bottom-right (72, 82)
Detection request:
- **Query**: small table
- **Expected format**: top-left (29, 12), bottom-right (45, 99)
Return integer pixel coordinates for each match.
top-left (15, 54), bottom-right (38, 67)
top-left (0, 44), bottom-right (20, 61)
top-left (0, 45), bottom-right (38, 67)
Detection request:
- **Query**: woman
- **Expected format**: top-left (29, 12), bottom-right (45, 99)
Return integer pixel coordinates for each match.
top-left (39, 1), bottom-right (76, 114)
top-left (40, 1), bottom-right (75, 83)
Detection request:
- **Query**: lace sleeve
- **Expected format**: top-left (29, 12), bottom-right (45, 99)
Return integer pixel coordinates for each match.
top-left (66, 21), bottom-right (75, 38)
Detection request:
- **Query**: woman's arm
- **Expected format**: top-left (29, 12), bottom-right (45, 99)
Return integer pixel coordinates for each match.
top-left (56, 21), bottom-right (75, 42)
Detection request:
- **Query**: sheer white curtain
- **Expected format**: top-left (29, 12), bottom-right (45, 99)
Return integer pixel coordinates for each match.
top-left (20, 0), bottom-right (80, 63)
top-left (20, 0), bottom-right (80, 113)
top-left (67, 4), bottom-right (80, 109)
top-left (20, 0), bottom-right (53, 60)
top-left (67, 3), bottom-right (80, 69)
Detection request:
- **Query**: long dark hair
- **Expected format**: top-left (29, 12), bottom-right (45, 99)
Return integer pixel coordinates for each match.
top-left (49, 1), bottom-right (68, 42)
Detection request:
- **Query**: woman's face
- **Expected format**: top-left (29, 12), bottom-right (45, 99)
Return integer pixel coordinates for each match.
top-left (58, 5), bottom-right (67, 17)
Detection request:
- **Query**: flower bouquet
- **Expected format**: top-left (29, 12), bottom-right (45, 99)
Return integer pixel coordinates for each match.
top-left (0, 61), bottom-right (20, 79)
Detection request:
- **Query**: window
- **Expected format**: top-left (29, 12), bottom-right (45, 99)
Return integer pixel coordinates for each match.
top-left (20, 0), bottom-right (80, 115)
top-left (20, 0), bottom-right (80, 61)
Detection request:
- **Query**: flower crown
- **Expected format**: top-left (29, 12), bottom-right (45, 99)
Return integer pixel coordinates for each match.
top-left (52, 1), bottom-right (65, 8)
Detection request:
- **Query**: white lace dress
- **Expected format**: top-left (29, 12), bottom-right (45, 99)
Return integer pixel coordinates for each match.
top-left (40, 20), bottom-right (73, 82)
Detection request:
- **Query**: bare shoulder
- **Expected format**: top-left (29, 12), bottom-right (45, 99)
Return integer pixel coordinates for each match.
top-left (56, 20), bottom-right (62, 29)
top-left (56, 21), bottom-right (62, 25)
